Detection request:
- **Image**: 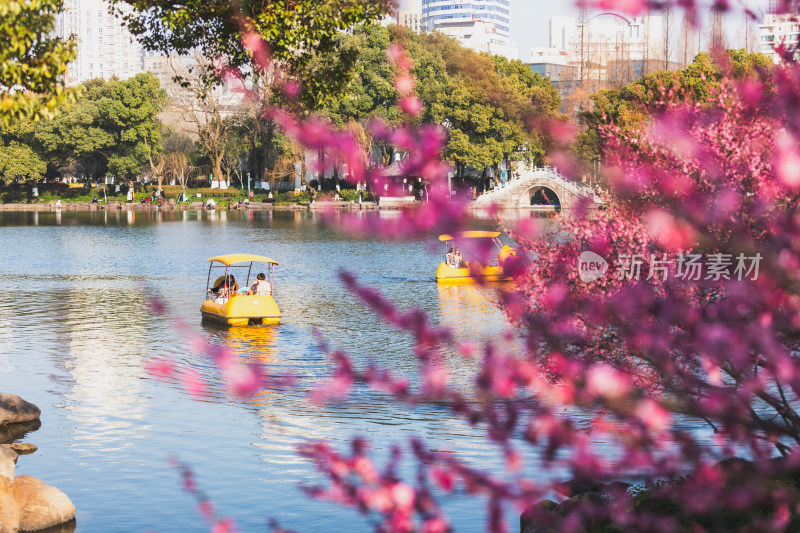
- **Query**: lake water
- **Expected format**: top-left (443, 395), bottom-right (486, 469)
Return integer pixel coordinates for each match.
top-left (0, 209), bottom-right (538, 532)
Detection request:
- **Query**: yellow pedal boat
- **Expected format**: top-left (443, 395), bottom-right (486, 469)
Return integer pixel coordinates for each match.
top-left (200, 254), bottom-right (281, 326)
top-left (435, 231), bottom-right (515, 283)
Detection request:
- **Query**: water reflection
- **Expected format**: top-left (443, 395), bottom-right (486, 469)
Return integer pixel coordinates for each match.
top-left (0, 209), bottom-right (532, 532)
top-left (0, 420), bottom-right (41, 445)
top-left (0, 301), bottom-right (13, 360)
top-left (37, 519), bottom-right (76, 533)
top-left (436, 283), bottom-right (507, 334)
top-left (61, 286), bottom-right (151, 452)
top-left (208, 323), bottom-right (279, 406)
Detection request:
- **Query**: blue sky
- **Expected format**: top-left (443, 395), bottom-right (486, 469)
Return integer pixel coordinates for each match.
top-left (510, 0), bottom-right (771, 61)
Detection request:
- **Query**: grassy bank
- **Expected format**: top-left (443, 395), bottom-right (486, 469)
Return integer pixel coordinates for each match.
top-left (0, 184), bottom-right (376, 207)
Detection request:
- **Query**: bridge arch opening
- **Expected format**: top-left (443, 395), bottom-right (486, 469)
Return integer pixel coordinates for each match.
top-left (527, 186), bottom-right (561, 212)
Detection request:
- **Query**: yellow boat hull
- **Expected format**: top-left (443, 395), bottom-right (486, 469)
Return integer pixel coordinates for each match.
top-left (201, 294), bottom-right (281, 326)
top-left (435, 262), bottom-right (509, 283)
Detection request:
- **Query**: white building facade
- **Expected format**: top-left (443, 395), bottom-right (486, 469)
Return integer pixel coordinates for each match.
top-left (397, 0), bottom-right (423, 33)
top-left (55, 0), bottom-right (143, 85)
top-left (759, 13), bottom-right (800, 63)
top-left (421, 0), bottom-right (518, 59)
top-left (532, 12), bottom-right (665, 88)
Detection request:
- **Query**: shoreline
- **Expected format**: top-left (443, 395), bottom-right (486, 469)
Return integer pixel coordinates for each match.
top-left (0, 201), bottom-right (552, 213)
top-left (0, 200), bottom-right (385, 212)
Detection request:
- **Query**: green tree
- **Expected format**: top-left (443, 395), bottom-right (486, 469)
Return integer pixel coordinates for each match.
top-left (419, 32), bottom-right (559, 181)
top-left (0, 142), bottom-right (46, 182)
top-left (34, 74), bottom-right (168, 179)
top-left (116, 0), bottom-right (393, 105)
top-left (323, 26), bottom-right (402, 127)
top-left (101, 73), bottom-right (169, 178)
top-left (0, 0), bottom-right (78, 123)
top-left (317, 25), bottom-right (561, 184)
top-left (34, 82), bottom-right (112, 177)
top-left (319, 25), bottom-right (407, 166)
top-left (576, 50), bottom-right (773, 165)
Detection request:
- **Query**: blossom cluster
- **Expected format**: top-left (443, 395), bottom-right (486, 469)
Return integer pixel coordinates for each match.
top-left (145, 1), bottom-right (800, 532)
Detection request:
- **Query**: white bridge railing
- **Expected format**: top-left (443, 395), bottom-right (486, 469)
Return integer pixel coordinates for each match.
top-left (474, 166), bottom-right (596, 206)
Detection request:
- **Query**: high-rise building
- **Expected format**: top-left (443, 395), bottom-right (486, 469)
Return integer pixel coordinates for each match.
top-left (397, 0), bottom-right (423, 33)
top-left (759, 2), bottom-right (799, 63)
top-left (54, 0), bottom-right (143, 86)
top-left (421, 0), bottom-right (518, 59)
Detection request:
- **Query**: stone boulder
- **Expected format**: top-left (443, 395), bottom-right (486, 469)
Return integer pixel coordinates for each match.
top-left (521, 487), bottom-right (612, 532)
top-left (0, 396), bottom-right (40, 427)
top-left (0, 446), bottom-right (17, 483)
top-left (557, 491), bottom-right (607, 516)
top-left (555, 478), bottom-right (606, 497)
top-left (2, 444), bottom-right (36, 456)
top-left (520, 499), bottom-right (561, 533)
top-left (0, 476), bottom-right (20, 533)
top-left (12, 476), bottom-right (76, 532)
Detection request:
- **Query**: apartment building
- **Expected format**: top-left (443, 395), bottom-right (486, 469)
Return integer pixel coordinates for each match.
top-left (54, 0), bottom-right (143, 85)
top-left (421, 0), bottom-right (518, 59)
top-left (759, 5), bottom-right (800, 63)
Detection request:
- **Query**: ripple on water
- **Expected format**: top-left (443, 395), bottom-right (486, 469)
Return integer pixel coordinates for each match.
top-left (1, 210), bottom-right (534, 532)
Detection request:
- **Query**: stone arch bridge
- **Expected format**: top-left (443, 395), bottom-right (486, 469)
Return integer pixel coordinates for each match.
top-left (473, 166), bottom-right (602, 210)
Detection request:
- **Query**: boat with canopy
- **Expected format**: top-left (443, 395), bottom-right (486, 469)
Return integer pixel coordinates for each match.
top-left (200, 254), bottom-right (281, 326)
top-left (435, 231), bottom-right (515, 283)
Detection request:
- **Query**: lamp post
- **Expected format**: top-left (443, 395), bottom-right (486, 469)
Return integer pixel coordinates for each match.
top-left (447, 170), bottom-right (453, 199)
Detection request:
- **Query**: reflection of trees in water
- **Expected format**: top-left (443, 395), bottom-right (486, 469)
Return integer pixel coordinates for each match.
top-left (436, 283), bottom-right (519, 388)
top-left (62, 285), bottom-right (150, 450)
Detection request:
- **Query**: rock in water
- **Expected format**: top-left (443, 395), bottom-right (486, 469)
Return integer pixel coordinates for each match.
top-left (2, 444), bottom-right (37, 456)
top-left (12, 476), bottom-right (76, 532)
top-left (0, 446), bottom-right (17, 483)
top-left (0, 395), bottom-right (41, 427)
top-left (0, 475), bottom-right (21, 533)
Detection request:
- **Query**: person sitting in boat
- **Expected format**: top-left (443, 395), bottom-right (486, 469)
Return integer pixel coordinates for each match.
top-left (454, 248), bottom-right (465, 268)
top-left (249, 273), bottom-right (272, 295)
top-left (445, 248), bottom-right (457, 268)
top-left (212, 275), bottom-right (238, 302)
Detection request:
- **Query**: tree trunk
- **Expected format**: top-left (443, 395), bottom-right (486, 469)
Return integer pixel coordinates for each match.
top-left (333, 158), bottom-right (340, 190)
top-left (318, 147), bottom-right (325, 187)
top-left (212, 158), bottom-right (223, 182)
